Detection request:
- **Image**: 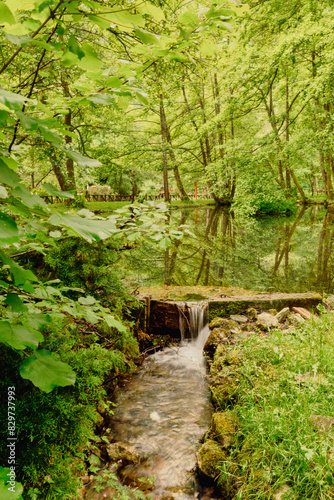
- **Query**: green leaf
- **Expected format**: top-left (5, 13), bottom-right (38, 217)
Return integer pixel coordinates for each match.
top-left (9, 262), bottom-right (38, 286)
top-left (206, 8), bottom-right (235, 19)
top-left (68, 35), bottom-right (85, 59)
top-left (158, 237), bottom-right (171, 249)
top-left (136, 92), bottom-right (148, 105)
top-left (63, 149), bottom-right (102, 168)
top-left (11, 185), bottom-right (48, 209)
top-left (0, 4), bottom-right (16, 25)
top-left (86, 94), bottom-right (115, 105)
top-left (48, 213), bottom-right (117, 242)
top-left (137, 2), bottom-right (165, 21)
top-left (78, 296), bottom-right (96, 305)
top-left (0, 321), bottom-right (43, 350)
top-left (77, 43), bottom-right (103, 71)
top-left (105, 76), bottom-right (122, 88)
top-left (199, 39), bottom-right (217, 56)
top-left (0, 159), bottom-right (21, 187)
top-left (135, 28), bottom-right (160, 45)
top-left (19, 350), bottom-right (76, 392)
top-left (107, 11), bottom-right (145, 31)
top-left (0, 212), bottom-right (18, 244)
top-left (43, 182), bottom-right (74, 199)
top-left (104, 315), bottom-right (127, 333)
top-left (178, 11), bottom-right (198, 27)
top-left (0, 88), bottom-right (28, 111)
top-left (4, 293), bottom-right (27, 312)
top-left (87, 14), bottom-right (111, 29)
top-left (0, 467), bottom-right (23, 500)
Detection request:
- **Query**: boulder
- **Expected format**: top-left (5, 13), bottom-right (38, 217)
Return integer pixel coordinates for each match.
top-left (230, 314), bottom-right (248, 324)
top-left (211, 412), bottom-right (239, 448)
top-left (197, 440), bottom-right (226, 478)
top-left (276, 307), bottom-right (290, 323)
top-left (106, 442), bottom-right (140, 464)
top-left (256, 312), bottom-right (279, 330)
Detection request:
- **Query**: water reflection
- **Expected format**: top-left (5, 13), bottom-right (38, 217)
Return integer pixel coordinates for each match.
top-left (124, 205), bottom-right (334, 293)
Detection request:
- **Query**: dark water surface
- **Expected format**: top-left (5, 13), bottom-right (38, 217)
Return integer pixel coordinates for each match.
top-left (122, 205), bottom-right (334, 294)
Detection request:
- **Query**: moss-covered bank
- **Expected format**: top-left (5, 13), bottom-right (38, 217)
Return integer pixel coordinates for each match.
top-left (198, 303), bottom-right (334, 499)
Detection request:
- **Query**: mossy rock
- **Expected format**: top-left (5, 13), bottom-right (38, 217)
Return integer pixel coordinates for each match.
top-left (225, 349), bottom-right (243, 366)
top-left (213, 344), bottom-right (227, 361)
top-left (197, 439), bottom-right (226, 478)
top-left (210, 372), bottom-right (241, 407)
top-left (209, 317), bottom-right (238, 331)
top-left (204, 328), bottom-right (229, 357)
top-left (211, 412), bottom-right (239, 448)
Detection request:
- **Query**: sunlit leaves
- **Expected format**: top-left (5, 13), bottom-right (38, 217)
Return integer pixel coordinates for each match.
top-left (0, 4), bottom-right (16, 25)
top-left (43, 183), bottom-right (74, 199)
top-left (48, 213), bottom-right (117, 242)
top-left (20, 350), bottom-right (76, 393)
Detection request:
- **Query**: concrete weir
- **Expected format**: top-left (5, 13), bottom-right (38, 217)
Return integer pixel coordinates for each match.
top-left (139, 292), bottom-right (323, 337)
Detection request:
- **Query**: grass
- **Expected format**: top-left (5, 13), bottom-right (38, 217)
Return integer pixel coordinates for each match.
top-left (214, 312), bottom-right (334, 499)
top-left (49, 198), bottom-right (216, 213)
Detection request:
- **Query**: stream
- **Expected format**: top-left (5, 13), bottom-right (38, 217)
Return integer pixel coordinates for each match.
top-left (107, 303), bottom-right (213, 499)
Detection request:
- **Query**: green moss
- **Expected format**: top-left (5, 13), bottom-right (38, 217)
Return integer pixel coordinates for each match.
top-left (197, 440), bottom-right (226, 478)
top-left (211, 412), bottom-right (239, 448)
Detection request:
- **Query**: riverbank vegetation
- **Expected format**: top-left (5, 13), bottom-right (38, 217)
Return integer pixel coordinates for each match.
top-left (203, 308), bottom-right (334, 499)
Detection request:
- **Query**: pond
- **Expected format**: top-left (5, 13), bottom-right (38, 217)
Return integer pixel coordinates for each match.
top-left (121, 205), bottom-right (334, 294)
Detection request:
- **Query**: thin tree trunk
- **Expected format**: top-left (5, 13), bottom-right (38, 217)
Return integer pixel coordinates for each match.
top-left (160, 100), bottom-right (189, 200)
top-left (159, 96), bottom-right (170, 203)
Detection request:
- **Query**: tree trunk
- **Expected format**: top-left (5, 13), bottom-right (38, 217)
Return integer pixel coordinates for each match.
top-left (160, 100), bottom-right (189, 200)
top-left (160, 96), bottom-right (170, 203)
top-left (64, 109), bottom-right (76, 192)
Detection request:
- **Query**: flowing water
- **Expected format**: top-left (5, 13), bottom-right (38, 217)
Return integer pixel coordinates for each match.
top-left (109, 303), bottom-right (212, 499)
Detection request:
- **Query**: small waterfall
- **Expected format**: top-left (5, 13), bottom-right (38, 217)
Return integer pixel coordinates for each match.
top-left (177, 301), bottom-right (211, 351)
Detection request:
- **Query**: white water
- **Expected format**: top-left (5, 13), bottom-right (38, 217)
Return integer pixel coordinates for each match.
top-left (106, 303), bottom-right (213, 499)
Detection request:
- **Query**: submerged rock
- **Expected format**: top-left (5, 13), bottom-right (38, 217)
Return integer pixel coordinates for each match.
top-left (211, 412), bottom-right (239, 448)
top-left (256, 312), bottom-right (279, 330)
top-left (197, 440), bottom-right (226, 478)
top-left (106, 442), bottom-right (140, 464)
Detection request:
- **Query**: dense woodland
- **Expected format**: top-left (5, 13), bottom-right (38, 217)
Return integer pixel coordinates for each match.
top-left (1, 0), bottom-right (334, 499)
